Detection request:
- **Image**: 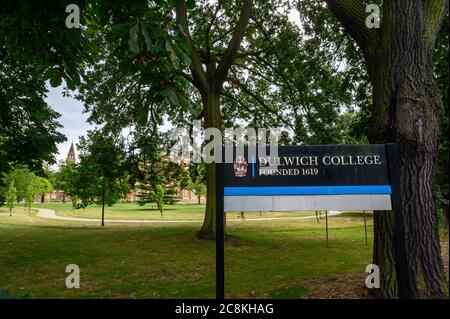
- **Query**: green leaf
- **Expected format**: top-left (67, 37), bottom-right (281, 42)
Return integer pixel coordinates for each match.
top-left (136, 107), bottom-right (149, 126)
top-left (173, 45), bottom-right (192, 66)
top-left (118, 59), bottom-right (130, 74)
top-left (187, 0), bottom-right (195, 9)
top-left (66, 79), bottom-right (76, 91)
top-left (111, 23), bottom-right (131, 39)
top-left (150, 40), bottom-right (162, 54)
top-left (153, 26), bottom-right (166, 38)
top-left (161, 88), bottom-right (179, 105)
top-left (154, 0), bottom-right (168, 7)
top-left (49, 74), bottom-right (62, 87)
top-left (66, 29), bottom-right (81, 46)
top-left (141, 27), bottom-right (153, 51)
top-left (128, 22), bottom-right (142, 54)
top-left (177, 41), bottom-right (190, 54)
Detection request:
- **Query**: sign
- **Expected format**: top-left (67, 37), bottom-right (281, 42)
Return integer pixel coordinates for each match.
top-left (223, 144), bottom-right (393, 212)
top-left (215, 143), bottom-right (412, 300)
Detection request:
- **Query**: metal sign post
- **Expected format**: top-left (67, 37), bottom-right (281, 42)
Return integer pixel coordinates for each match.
top-left (363, 210), bottom-right (368, 245)
top-left (325, 210), bottom-right (329, 248)
top-left (216, 162), bottom-right (225, 300)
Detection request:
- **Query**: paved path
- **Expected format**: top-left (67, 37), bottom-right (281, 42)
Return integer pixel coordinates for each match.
top-left (36, 208), bottom-right (342, 224)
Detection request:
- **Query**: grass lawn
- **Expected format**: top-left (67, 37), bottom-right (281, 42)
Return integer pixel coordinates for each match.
top-left (0, 203), bottom-right (373, 298)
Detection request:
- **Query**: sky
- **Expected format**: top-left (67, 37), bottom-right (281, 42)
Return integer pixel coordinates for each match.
top-left (45, 83), bottom-right (93, 167)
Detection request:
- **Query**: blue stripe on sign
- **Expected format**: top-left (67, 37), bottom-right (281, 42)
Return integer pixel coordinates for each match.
top-left (224, 185), bottom-right (392, 196)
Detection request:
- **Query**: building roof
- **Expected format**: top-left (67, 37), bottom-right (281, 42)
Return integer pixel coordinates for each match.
top-left (66, 142), bottom-right (76, 164)
top-left (68, 142), bottom-right (75, 156)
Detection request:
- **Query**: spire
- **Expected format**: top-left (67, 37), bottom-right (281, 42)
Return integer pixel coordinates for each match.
top-left (66, 141), bottom-right (76, 164)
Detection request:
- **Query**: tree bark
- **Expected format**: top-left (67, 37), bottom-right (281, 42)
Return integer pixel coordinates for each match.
top-left (326, 0), bottom-right (449, 298)
top-left (440, 151), bottom-right (449, 225)
top-left (198, 90), bottom-right (221, 239)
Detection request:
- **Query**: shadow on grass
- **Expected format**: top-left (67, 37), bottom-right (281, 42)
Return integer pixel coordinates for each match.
top-left (0, 289), bottom-right (29, 299)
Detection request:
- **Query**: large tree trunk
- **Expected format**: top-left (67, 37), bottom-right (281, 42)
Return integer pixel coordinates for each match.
top-left (198, 91), bottom-right (222, 239)
top-left (367, 1), bottom-right (448, 298)
top-left (370, 63), bottom-right (448, 297)
top-left (326, 0), bottom-right (448, 298)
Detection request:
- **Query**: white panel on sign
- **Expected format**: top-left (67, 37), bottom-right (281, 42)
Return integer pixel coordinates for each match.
top-left (223, 195), bottom-right (392, 212)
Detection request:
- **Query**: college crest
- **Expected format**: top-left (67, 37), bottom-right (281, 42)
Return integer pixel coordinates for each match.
top-left (233, 156), bottom-right (248, 177)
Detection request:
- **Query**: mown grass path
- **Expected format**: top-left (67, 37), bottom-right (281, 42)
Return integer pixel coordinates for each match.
top-left (36, 208), bottom-right (342, 224)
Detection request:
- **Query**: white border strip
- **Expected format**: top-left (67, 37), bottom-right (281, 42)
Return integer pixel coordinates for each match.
top-left (224, 194), bottom-right (392, 212)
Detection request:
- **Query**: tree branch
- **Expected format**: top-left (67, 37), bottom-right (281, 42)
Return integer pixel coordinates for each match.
top-left (234, 45), bottom-right (273, 59)
top-left (211, 28), bottom-right (234, 46)
top-left (221, 90), bottom-right (260, 122)
top-left (324, 0), bottom-right (378, 62)
top-left (423, 0), bottom-right (448, 55)
top-left (215, 0), bottom-right (253, 89)
top-left (233, 62), bottom-right (283, 87)
top-left (227, 74), bottom-right (294, 130)
top-left (174, 0), bottom-right (208, 94)
top-left (250, 16), bottom-right (274, 46)
top-left (205, 1), bottom-right (223, 59)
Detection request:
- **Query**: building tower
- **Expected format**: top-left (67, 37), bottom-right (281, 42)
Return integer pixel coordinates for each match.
top-left (66, 142), bottom-right (76, 164)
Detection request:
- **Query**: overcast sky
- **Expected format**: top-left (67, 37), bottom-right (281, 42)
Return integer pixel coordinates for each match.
top-left (45, 84), bottom-right (93, 167)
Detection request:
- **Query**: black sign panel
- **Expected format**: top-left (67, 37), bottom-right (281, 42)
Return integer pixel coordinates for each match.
top-left (215, 143), bottom-right (412, 300)
top-left (223, 144), bottom-right (389, 187)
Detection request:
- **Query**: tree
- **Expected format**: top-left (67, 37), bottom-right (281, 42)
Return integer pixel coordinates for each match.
top-left (5, 180), bottom-right (16, 216)
top-left (173, 0), bottom-right (253, 238)
top-left (188, 163), bottom-right (206, 204)
top-left (0, 0), bottom-right (92, 177)
top-left (1, 164), bottom-right (51, 212)
top-left (2, 164), bottom-right (32, 204)
top-left (189, 181), bottom-right (206, 205)
top-left (156, 0), bottom-right (355, 237)
top-left (77, 0), bottom-right (253, 238)
top-left (24, 176), bottom-right (38, 212)
top-left (133, 129), bottom-right (188, 210)
top-left (1, 0), bottom-right (84, 193)
top-left (54, 162), bottom-right (78, 205)
top-left (24, 174), bottom-right (52, 212)
top-left (0, 0), bottom-right (181, 182)
top-left (324, 0), bottom-right (448, 298)
top-left (37, 177), bottom-right (53, 204)
top-left (0, 56), bottom-right (67, 177)
top-left (1, 1), bottom-right (90, 89)
top-left (75, 130), bottom-right (130, 226)
top-left (77, 1), bottom-right (380, 240)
